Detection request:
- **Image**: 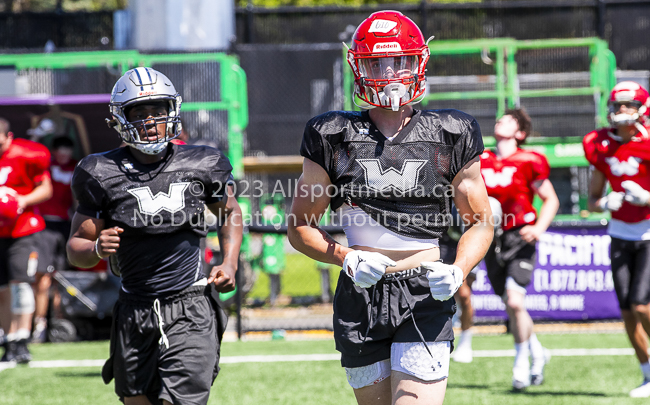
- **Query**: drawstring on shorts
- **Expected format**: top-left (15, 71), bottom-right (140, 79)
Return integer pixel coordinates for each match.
top-left (153, 298), bottom-right (170, 349)
top-left (358, 284), bottom-right (377, 355)
top-left (396, 278), bottom-right (433, 359)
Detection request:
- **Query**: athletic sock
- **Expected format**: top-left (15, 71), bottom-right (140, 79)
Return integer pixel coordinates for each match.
top-left (641, 362), bottom-right (650, 381)
top-left (15, 329), bottom-right (30, 341)
top-left (458, 328), bottom-right (473, 349)
top-left (514, 341), bottom-right (530, 371)
top-left (6, 332), bottom-right (16, 342)
top-left (529, 333), bottom-right (544, 360)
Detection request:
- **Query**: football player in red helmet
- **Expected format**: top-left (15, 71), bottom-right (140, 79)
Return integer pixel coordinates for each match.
top-left (290, 11), bottom-right (493, 405)
top-left (584, 81), bottom-right (650, 398)
top-left (347, 11), bottom-right (431, 112)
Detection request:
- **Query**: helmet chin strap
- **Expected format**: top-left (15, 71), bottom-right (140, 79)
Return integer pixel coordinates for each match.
top-left (634, 122), bottom-right (649, 140)
top-left (380, 83), bottom-right (407, 111)
top-left (133, 142), bottom-right (168, 155)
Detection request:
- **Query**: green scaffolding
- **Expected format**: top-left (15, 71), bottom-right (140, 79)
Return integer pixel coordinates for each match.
top-left (344, 37), bottom-right (617, 222)
top-left (0, 50), bottom-right (248, 179)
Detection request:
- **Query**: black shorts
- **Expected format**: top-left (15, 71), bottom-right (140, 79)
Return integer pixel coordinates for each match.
top-left (333, 268), bottom-right (455, 368)
top-left (611, 238), bottom-right (650, 310)
top-left (0, 231), bottom-right (53, 286)
top-left (102, 285), bottom-right (228, 405)
top-left (484, 227), bottom-right (536, 297)
top-left (44, 220), bottom-right (71, 270)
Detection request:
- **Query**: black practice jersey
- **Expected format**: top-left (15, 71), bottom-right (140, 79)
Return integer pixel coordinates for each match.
top-left (71, 143), bottom-right (233, 296)
top-left (300, 109), bottom-right (483, 239)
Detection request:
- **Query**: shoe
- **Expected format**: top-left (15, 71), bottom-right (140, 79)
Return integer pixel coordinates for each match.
top-left (1, 341), bottom-right (17, 362)
top-left (630, 379), bottom-right (650, 398)
top-left (512, 367), bottom-right (531, 392)
top-left (14, 340), bottom-right (31, 364)
top-left (531, 347), bottom-right (551, 386)
top-left (452, 344), bottom-right (473, 363)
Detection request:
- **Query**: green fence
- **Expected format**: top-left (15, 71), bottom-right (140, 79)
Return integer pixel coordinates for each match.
top-left (0, 50), bottom-right (248, 178)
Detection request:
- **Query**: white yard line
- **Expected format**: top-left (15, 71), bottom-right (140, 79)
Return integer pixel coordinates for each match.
top-left (0, 348), bottom-right (637, 373)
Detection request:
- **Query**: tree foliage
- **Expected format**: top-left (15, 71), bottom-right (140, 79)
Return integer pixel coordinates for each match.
top-left (237, 0), bottom-right (478, 6)
top-left (0, 0), bottom-right (127, 12)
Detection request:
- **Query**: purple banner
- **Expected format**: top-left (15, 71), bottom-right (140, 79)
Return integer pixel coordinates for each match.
top-left (472, 225), bottom-right (621, 321)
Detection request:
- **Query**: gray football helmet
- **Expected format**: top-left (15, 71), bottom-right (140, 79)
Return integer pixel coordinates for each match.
top-left (108, 67), bottom-right (182, 155)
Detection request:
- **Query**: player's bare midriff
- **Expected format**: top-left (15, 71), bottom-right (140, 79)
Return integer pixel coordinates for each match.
top-left (350, 245), bottom-right (440, 273)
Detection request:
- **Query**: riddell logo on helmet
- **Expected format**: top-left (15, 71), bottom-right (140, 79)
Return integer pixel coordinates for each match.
top-left (372, 42), bottom-right (402, 52)
top-left (138, 91), bottom-right (158, 97)
top-left (368, 20), bottom-right (398, 33)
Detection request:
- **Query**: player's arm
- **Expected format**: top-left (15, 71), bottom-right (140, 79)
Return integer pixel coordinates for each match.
top-left (587, 168), bottom-right (625, 212)
top-left (66, 213), bottom-right (123, 268)
top-left (17, 176), bottom-right (53, 209)
top-left (519, 178), bottom-right (560, 243)
top-left (206, 184), bottom-right (243, 292)
top-left (452, 156), bottom-right (494, 277)
top-left (287, 158), bottom-right (352, 266)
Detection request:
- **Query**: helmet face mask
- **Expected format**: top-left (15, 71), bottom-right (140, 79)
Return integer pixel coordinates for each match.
top-left (109, 67), bottom-right (182, 155)
top-left (347, 11), bottom-right (430, 111)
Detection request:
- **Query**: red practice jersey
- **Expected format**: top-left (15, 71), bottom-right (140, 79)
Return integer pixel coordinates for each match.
top-left (583, 128), bottom-right (650, 223)
top-left (37, 159), bottom-right (77, 221)
top-left (0, 138), bottom-right (51, 238)
top-left (480, 149), bottom-right (550, 231)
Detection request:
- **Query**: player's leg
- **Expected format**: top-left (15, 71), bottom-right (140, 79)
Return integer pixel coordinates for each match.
top-left (622, 309), bottom-right (648, 363)
top-left (504, 286), bottom-right (532, 389)
top-left (6, 233), bottom-right (45, 363)
top-left (609, 237), bottom-right (650, 397)
top-left (350, 361), bottom-right (392, 405)
top-left (386, 268), bottom-right (455, 404)
top-left (158, 286), bottom-right (226, 405)
top-left (334, 271), bottom-right (393, 405)
top-left (391, 371), bottom-right (447, 405)
top-left (625, 240), bottom-right (650, 397)
top-left (452, 273), bottom-right (476, 363)
top-left (32, 272), bottom-right (51, 343)
top-left (108, 297), bottom-right (160, 403)
top-left (390, 341), bottom-right (451, 405)
top-left (0, 239), bottom-right (12, 361)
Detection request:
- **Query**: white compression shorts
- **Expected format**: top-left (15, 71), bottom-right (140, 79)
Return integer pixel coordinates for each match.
top-left (345, 341), bottom-right (451, 389)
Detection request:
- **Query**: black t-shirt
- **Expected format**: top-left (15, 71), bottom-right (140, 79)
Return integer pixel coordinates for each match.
top-left (300, 109), bottom-right (483, 239)
top-left (71, 143), bottom-right (233, 296)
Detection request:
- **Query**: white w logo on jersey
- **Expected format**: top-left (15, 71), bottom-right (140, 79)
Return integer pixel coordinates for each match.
top-left (482, 167), bottom-right (517, 188)
top-left (605, 156), bottom-right (641, 176)
top-left (358, 159), bottom-right (426, 192)
top-left (128, 182), bottom-right (190, 215)
top-left (0, 167), bottom-right (12, 185)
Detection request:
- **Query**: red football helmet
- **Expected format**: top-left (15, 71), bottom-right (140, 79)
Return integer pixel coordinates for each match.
top-left (0, 188), bottom-right (20, 224)
top-left (347, 11), bottom-right (430, 111)
top-left (608, 81), bottom-right (650, 126)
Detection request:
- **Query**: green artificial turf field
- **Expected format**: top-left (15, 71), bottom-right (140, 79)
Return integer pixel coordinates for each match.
top-left (1, 332), bottom-right (648, 404)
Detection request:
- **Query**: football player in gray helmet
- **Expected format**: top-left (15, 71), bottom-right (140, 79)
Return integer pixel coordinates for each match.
top-left (107, 67), bottom-right (182, 156)
top-left (68, 67), bottom-right (242, 405)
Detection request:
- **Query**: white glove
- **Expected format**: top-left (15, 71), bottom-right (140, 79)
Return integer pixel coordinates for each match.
top-left (597, 191), bottom-right (624, 212)
top-left (422, 261), bottom-right (464, 301)
top-left (622, 180), bottom-right (650, 206)
top-left (343, 251), bottom-right (396, 288)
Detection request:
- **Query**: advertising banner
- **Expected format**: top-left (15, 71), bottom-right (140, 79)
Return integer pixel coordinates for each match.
top-left (472, 225), bottom-right (621, 321)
